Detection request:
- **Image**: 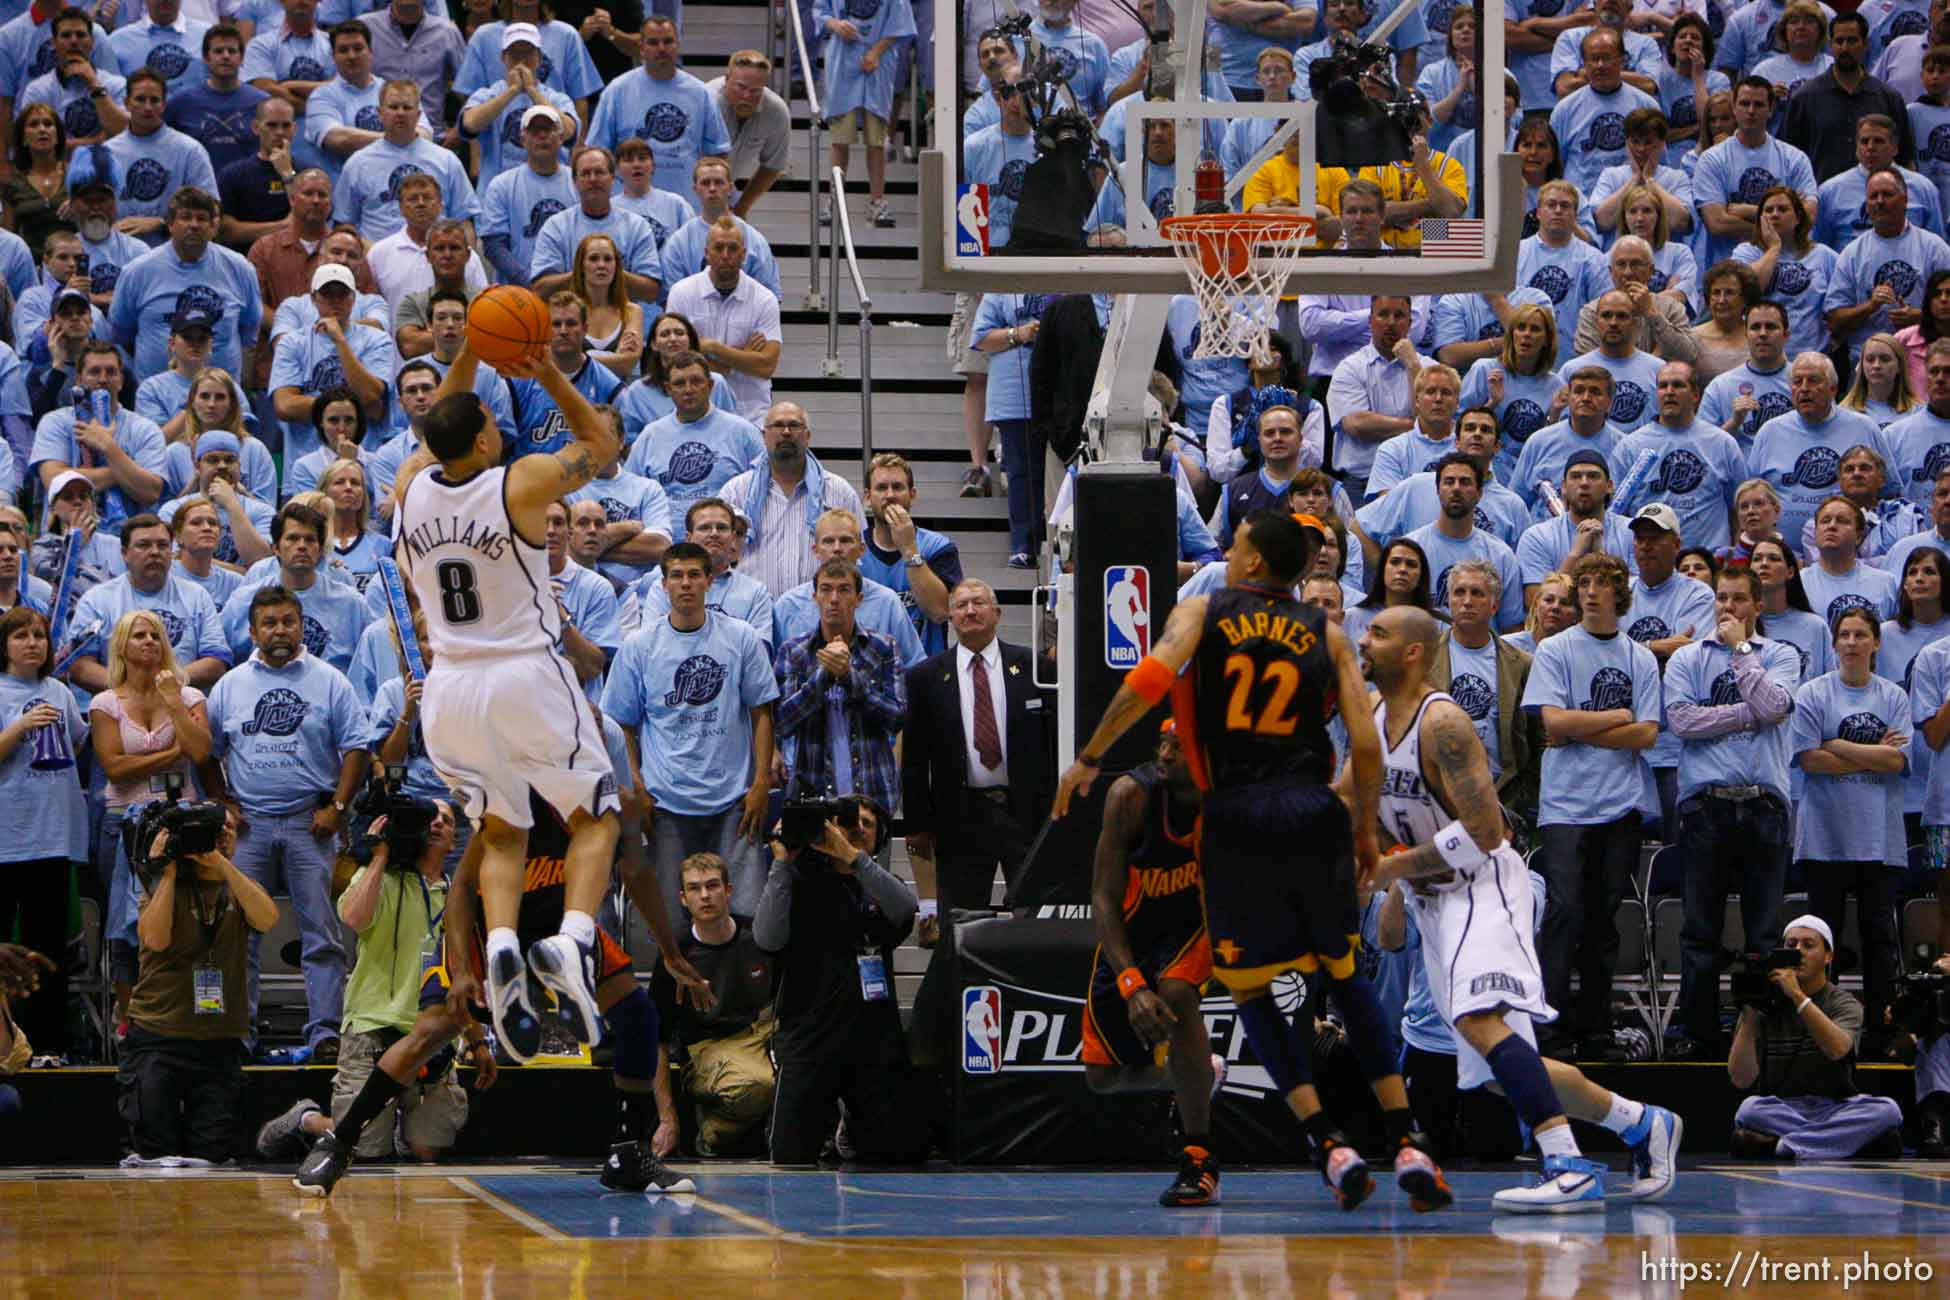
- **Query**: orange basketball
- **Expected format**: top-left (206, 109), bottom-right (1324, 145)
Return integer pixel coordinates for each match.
top-left (466, 285), bottom-right (550, 368)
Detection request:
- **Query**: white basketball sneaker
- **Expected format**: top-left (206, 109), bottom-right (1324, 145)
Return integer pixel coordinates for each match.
top-left (1490, 1154), bottom-right (1607, 1214)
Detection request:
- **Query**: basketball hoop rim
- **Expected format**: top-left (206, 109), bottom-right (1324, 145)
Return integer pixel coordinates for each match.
top-left (1156, 213), bottom-right (1317, 248)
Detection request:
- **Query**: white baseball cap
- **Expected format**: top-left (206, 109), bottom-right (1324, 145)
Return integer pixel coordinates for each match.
top-left (47, 469), bottom-right (93, 500)
top-left (502, 21), bottom-right (541, 49)
top-left (311, 263), bottom-right (357, 294)
top-left (1629, 502), bottom-right (1682, 537)
top-left (521, 104), bottom-right (562, 132)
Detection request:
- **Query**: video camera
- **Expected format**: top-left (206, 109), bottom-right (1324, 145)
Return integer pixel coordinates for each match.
top-left (780, 790), bottom-right (852, 854)
top-left (1307, 34), bottom-right (1424, 168)
top-left (1892, 969), bottom-right (1950, 1041)
top-left (982, 15), bottom-right (1104, 252)
top-left (346, 764), bottom-right (440, 871)
top-left (1726, 948), bottom-right (1804, 1010)
top-left (124, 771), bottom-right (226, 891)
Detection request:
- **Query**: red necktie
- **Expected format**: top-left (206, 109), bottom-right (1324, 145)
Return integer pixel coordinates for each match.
top-left (970, 653), bottom-right (1003, 771)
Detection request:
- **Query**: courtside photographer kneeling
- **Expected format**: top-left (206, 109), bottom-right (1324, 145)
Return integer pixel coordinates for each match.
top-left (256, 769), bottom-right (494, 1173)
top-left (755, 794), bottom-right (926, 1165)
top-left (119, 797), bottom-right (278, 1163)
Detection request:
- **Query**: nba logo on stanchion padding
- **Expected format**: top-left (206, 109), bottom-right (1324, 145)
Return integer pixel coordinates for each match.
top-left (956, 184), bottom-right (990, 256)
top-left (963, 986), bottom-right (1002, 1074)
top-left (1104, 565), bottom-right (1151, 668)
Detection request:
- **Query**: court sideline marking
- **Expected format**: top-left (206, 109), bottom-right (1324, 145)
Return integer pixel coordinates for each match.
top-left (1701, 1167), bottom-right (1950, 1214)
top-left (450, 1175), bottom-right (569, 1239)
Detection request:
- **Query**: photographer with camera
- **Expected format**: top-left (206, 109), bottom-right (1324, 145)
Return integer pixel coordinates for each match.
top-left (1892, 952), bottom-right (1950, 1155)
top-left (118, 803), bottom-right (280, 1163)
top-left (255, 795), bottom-right (495, 1170)
top-left (1727, 916), bottom-right (1905, 1160)
top-left (754, 794), bottom-right (926, 1165)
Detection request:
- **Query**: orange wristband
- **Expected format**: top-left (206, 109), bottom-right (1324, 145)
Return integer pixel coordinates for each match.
top-left (1117, 967), bottom-right (1147, 999)
top-left (1126, 655), bottom-right (1175, 706)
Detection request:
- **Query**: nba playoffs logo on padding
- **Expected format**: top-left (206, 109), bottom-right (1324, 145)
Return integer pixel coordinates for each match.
top-left (242, 688), bottom-right (308, 737)
top-left (1104, 565), bottom-right (1151, 668)
top-left (664, 654), bottom-right (726, 707)
top-left (956, 184), bottom-right (989, 255)
top-left (964, 986), bottom-right (1002, 1074)
top-left (1785, 446), bottom-right (1840, 488)
top-left (1582, 666), bottom-right (1633, 711)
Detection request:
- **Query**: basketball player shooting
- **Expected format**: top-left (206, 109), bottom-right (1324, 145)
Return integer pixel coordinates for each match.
top-left (391, 339), bottom-right (623, 1065)
top-left (1358, 606), bottom-right (1681, 1211)
top-left (1053, 510), bottom-right (1451, 1214)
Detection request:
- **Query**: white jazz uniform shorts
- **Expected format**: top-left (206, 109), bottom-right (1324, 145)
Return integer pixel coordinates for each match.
top-left (420, 650), bottom-right (619, 829)
top-left (1417, 843), bottom-right (1557, 1089)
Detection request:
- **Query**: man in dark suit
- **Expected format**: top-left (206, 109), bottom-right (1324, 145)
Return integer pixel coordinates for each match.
top-left (902, 578), bottom-right (1055, 921)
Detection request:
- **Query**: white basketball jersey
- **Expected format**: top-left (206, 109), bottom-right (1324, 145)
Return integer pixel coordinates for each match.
top-left (1377, 692), bottom-right (1455, 850)
top-left (395, 466), bottom-right (560, 661)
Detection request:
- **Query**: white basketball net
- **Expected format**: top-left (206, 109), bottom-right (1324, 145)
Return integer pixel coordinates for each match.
top-left (1160, 219), bottom-right (1315, 360)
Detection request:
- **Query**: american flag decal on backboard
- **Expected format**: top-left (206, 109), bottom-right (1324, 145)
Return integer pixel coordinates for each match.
top-left (1419, 218), bottom-right (1486, 258)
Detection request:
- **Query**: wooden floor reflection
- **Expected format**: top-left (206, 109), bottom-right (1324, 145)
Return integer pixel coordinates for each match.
top-left (4, 1165), bottom-right (1949, 1298)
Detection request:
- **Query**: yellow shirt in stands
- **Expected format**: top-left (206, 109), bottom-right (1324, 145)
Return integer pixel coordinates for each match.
top-left (1244, 152), bottom-right (1470, 251)
top-left (1319, 154), bottom-right (1469, 250)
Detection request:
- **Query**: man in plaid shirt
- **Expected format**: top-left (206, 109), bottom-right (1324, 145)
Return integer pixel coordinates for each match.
top-left (776, 558), bottom-right (907, 809)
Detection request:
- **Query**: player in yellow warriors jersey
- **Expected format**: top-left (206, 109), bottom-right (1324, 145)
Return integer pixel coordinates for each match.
top-left (1054, 510), bottom-right (1450, 1215)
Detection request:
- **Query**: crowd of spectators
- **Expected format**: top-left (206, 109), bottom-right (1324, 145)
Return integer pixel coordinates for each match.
top-left (0, 0), bottom-right (1948, 1171)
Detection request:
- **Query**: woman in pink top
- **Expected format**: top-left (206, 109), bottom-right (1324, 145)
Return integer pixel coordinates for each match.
top-left (89, 610), bottom-right (212, 1032)
top-left (1895, 270), bottom-right (1950, 397)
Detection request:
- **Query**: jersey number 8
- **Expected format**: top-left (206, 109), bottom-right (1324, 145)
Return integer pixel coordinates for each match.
top-left (436, 559), bottom-right (482, 625)
top-left (1221, 653), bottom-right (1302, 737)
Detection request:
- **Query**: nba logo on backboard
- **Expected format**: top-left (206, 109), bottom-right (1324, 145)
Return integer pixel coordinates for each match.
top-left (1104, 566), bottom-right (1151, 668)
top-left (963, 986), bottom-right (1001, 1073)
top-left (956, 184), bottom-right (990, 256)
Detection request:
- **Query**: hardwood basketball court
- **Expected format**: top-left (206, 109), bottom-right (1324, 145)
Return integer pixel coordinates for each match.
top-left (6, 1161), bottom-right (1948, 1296)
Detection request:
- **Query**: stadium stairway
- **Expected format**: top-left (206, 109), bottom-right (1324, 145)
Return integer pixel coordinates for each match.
top-left (680, 1), bottom-right (1018, 1005)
